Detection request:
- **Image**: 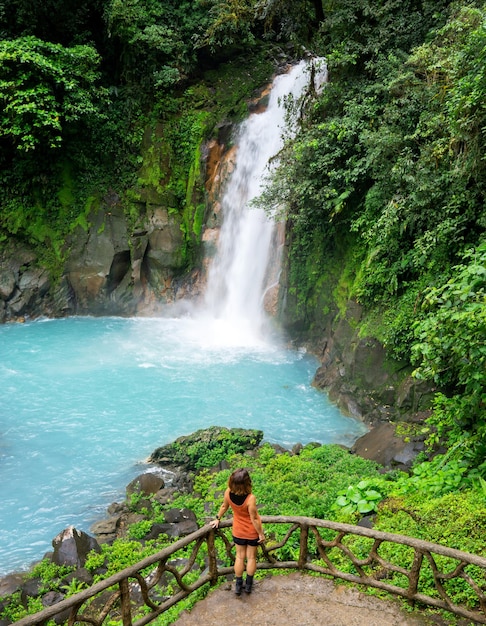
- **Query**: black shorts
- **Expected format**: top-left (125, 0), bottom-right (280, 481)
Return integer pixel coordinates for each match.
top-left (233, 535), bottom-right (259, 546)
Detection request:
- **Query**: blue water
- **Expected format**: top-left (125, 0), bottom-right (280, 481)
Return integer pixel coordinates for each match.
top-left (0, 316), bottom-right (367, 575)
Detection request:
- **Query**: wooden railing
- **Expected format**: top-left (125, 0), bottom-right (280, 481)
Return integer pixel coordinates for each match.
top-left (12, 516), bottom-right (486, 626)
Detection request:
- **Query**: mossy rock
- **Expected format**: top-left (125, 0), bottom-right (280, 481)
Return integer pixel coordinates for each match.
top-left (148, 426), bottom-right (264, 470)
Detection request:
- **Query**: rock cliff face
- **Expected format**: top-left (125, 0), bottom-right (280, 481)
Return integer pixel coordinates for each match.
top-left (309, 300), bottom-right (435, 426)
top-left (0, 201), bottom-right (189, 322)
top-left (63, 190), bottom-right (190, 316)
top-left (0, 132), bottom-right (231, 322)
top-left (0, 240), bottom-right (72, 321)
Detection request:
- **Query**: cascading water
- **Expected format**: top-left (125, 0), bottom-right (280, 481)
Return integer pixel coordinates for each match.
top-left (201, 59), bottom-right (326, 343)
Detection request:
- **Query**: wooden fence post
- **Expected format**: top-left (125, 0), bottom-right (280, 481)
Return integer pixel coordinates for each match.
top-left (119, 577), bottom-right (133, 626)
top-left (298, 524), bottom-right (308, 569)
top-left (207, 529), bottom-right (218, 585)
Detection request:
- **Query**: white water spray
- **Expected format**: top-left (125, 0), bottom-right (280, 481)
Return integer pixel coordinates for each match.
top-left (201, 58), bottom-right (326, 346)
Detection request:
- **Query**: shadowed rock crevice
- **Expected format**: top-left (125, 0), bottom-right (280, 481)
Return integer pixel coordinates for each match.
top-left (106, 250), bottom-right (131, 294)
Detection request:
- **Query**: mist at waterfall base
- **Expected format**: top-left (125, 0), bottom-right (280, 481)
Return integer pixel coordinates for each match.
top-left (0, 59), bottom-right (368, 576)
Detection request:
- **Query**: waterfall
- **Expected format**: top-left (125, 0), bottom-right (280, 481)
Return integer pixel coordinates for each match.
top-left (201, 58), bottom-right (326, 345)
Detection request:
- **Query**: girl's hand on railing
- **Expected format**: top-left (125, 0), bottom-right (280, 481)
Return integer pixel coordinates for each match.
top-left (209, 518), bottom-right (220, 529)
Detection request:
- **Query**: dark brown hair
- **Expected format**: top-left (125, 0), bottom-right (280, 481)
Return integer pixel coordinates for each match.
top-left (228, 468), bottom-right (252, 496)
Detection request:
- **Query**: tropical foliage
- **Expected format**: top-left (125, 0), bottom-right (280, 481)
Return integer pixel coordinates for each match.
top-left (0, 36), bottom-right (105, 151)
top-left (412, 242), bottom-right (486, 470)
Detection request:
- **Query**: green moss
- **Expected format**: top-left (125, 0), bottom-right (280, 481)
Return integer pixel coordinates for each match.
top-left (332, 260), bottom-right (359, 321)
top-left (286, 228), bottom-right (365, 335)
top-left (137, 139), bottom-right (169, 193)
top-left (69, 195), bottom-right (98, 234)
top-left (57, 164), bottom-right (75, 216)
top-left (149, 426), bottom-right (264, 470)
top-left (183, 142), bottom-right (203, 240)
top-left (356, 307), bottom-right (386, 342)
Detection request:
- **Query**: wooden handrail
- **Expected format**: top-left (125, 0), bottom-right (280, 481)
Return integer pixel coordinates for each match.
top-left (11, 516), bottom-right (486, 625)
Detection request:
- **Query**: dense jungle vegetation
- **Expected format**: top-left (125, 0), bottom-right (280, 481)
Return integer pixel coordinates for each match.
top-left (1, 0), bottom-right (486, 621)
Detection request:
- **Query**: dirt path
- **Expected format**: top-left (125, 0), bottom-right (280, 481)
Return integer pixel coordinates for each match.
top-left (174, 573), bottom-right (443, 626)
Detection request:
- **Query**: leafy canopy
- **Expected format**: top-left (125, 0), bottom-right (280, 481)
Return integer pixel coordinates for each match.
top-left (412, 242), bottom-right (486, 470)
top-left (104, 0), bottom-right (211, 88)
top-left (0, 36), bottom-right (106, 151)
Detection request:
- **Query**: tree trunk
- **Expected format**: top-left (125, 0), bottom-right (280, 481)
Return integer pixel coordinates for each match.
top-left (312, 0), bottom-right (325, 24)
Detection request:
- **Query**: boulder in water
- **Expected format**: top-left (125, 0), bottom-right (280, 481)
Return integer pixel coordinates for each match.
top-left (126, 473), bottom-right (165, 498)
top-left (0, 573), bottom-right (24, 598)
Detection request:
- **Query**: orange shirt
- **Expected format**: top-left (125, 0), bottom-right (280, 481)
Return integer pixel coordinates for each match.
top-left (228, 491), bottom-right (260, 540)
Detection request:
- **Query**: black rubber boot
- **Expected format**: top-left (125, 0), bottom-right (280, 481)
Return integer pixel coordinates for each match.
top-left (244, 574), bottom-right (254, 594)
top-left (235, 576), bottom-right (243, 596)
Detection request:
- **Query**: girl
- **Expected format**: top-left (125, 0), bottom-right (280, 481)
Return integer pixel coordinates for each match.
top-left (210, 468), bottom-right (265, 595)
